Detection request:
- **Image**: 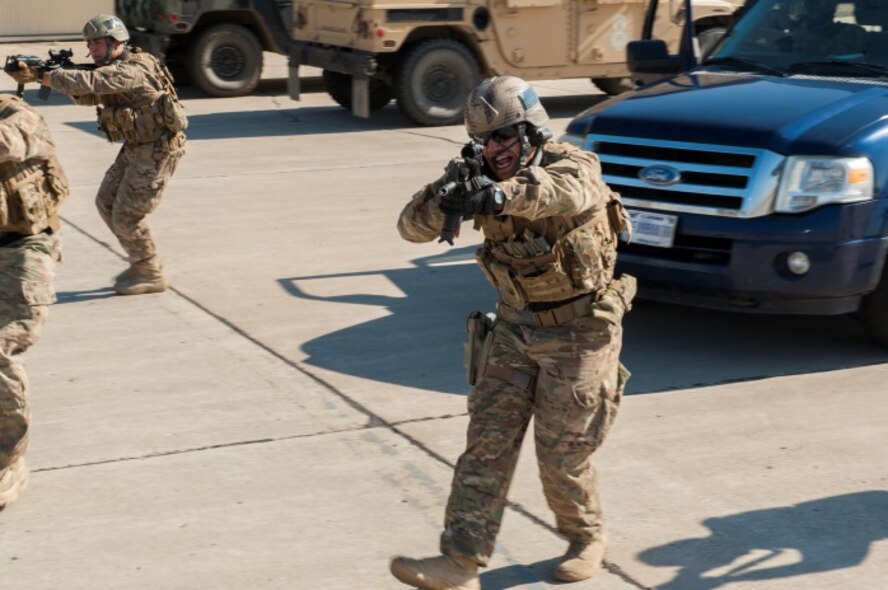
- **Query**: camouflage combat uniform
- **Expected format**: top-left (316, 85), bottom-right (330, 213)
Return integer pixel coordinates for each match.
top-left (398, 140), bottom-right (634, 566)
top-left (47, 47), bottom-right (186, 285)
top-left (0, 95), bottom-right (69, 509)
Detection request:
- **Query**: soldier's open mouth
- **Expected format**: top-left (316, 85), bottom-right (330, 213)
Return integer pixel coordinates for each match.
top-left (490, 138), bottom-right (520, 177)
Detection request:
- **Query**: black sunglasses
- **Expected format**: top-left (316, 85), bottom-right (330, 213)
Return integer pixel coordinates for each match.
top-left (478, 126), bottom-right (520, 144)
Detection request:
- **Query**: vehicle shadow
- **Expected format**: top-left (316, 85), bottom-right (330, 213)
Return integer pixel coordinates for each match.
top-left (62, 93), bottom-right (605, 140)
top-left (635, 491), bottom-right (888, 590)
top-left (279, 252), bottom-right (888, 397)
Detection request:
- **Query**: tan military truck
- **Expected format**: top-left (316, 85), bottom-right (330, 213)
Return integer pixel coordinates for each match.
top-left (116, 0), bottom-right (293, 97)
top-left (288, 0), bottom-right (744, 125)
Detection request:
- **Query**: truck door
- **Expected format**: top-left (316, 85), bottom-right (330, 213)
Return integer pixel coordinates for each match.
top-left (574, 0), bottom-right (647, 65)
top-left (490, 0), bottom-right (571, 68)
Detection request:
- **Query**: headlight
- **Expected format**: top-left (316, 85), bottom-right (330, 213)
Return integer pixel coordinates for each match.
top-left (775, 156), bottom-right (873, 213)
top-left (558, 132), bottom-right (589, 149)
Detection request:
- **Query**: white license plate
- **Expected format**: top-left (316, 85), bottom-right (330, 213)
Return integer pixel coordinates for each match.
top-left (627, 210), bottom-right (678, 248)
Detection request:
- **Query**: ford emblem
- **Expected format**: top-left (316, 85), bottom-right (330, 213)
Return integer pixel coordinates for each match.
top-left (639, 164), bottom-right (682, 186)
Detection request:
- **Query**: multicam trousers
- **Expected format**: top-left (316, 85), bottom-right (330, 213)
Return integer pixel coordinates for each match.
top-left (95, 137), bottom-right (184, 267)
top-left (440, 308), bottom-right (628, 567)
top-left (0, 232), bottom-right (58, 502)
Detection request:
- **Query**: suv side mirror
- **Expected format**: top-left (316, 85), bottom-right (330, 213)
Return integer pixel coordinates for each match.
top-left (627, 40), bottom-right (687, 85)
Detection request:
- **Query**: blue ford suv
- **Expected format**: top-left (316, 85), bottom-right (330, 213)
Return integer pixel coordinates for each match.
top-left (562, 0), bottom-right (888, 345)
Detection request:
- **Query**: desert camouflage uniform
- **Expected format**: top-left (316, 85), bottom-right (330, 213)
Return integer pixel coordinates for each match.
top-left (398, 140), bottom-right (634, 566)
top-left (0, 95), bottom-right (68, 509)
top-left (48, 48), bottom-right (185, 278)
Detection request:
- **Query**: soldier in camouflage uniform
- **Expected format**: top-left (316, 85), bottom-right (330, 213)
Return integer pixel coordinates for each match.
top-left (0, 94), bottom-right (69, 510)
top-left (390, 77), bottom-right (635, 589)
top-left (17, 14), bottom-right (187, 295)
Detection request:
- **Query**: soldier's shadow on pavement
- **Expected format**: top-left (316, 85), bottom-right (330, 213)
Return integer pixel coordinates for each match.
top-left (635, 490), bottom-right (888, 590)
top-left (54, 287), bottom-right (117, 304)
top-left (279, 246), bottom-right (493, 396)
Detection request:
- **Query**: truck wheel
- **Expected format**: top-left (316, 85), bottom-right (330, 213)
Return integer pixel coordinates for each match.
top-left (189, 24), bottom-right (263, 97)
top-left (697, 26), bottom-right (728, 55)
top-left (592, 77), bottom-right (634, 96)
top-left (322, 70), bottom-right (394, 111)
top-left (395, 39), bottom-right (480, 126)
top-left (859, 270), bottom-right (888, 347)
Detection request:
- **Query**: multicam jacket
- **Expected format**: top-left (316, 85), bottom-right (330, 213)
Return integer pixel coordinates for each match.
top-left (398, 141), bottom-right (631, 310)
top-left (48, 48), bottom-right (187, 146)
top-left (0, 94), bottom-right (69, 236)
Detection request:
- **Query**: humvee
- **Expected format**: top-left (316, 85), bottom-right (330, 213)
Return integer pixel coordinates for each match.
top-left (115, 0), bottom-right (293, 97)
top-left (288, 0), bottom-right (744, 125)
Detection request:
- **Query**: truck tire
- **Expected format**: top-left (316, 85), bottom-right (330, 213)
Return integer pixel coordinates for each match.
top-left (859, 270), bottom-right (888, 347)
top-left (592, 77), bottom-right (634, 96)
top-left (322, 70), bottom-right (394, 111)
top-left (190, 24), bottom-right (263, 97)
top-left (395, 39), bottom-right (481, 126)
top-left (697, 26), bottom-right (728, 56)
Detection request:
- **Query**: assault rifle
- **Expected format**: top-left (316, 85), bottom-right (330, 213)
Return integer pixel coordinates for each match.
top-left (4, 49), bottom-right (93, 100)
top-left (437, 141), bottom-right (487, 245)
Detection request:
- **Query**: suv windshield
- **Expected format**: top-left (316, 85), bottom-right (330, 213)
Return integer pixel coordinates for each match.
top-left (705, 0), bottom-right (888, 75)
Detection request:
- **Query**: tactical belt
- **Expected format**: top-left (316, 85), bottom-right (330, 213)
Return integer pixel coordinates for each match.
top-left (497, 292), bottom-right (598, 328)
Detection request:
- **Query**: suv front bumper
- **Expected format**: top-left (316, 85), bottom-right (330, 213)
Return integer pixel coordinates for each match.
top-left (618, 200), bottom-right (888, 315)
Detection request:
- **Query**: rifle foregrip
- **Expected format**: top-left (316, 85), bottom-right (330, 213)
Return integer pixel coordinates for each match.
top-left (438, 211), bottom-right (462, 245)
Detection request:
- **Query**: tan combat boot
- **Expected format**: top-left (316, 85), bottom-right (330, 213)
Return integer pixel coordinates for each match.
top-left (0, 457), bottom-right (29, 511)
top-left (114, 260), bottom-right (167, 296)
top-left (553, 539), bottom-right (606, 582)
top-left (390, 554), bottom-right (481, 590)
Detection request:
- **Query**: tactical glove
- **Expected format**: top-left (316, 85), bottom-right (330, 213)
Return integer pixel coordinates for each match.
top-left (6, 61), bottom-right (40, 84)
top-left (440, 178), bottom-right (504, 217)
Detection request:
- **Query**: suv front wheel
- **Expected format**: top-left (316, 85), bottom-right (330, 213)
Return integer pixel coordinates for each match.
top-left (395, 39), bottom-right (481, 126)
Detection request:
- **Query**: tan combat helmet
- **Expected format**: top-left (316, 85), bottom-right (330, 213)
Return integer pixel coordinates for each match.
top-left (464, 76), bottom-right (550, 139)
top-left (83, 14), bottom-right (130, 43)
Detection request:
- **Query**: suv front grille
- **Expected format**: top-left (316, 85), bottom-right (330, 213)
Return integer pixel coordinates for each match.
top-left (590, 135), bottom-right (783, 218)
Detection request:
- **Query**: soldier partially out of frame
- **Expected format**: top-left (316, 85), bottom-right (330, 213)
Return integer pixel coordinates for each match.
top-left (0, 94), bottom-right (69, 510)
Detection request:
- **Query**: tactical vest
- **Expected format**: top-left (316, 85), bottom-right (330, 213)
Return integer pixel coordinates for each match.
top-left (0, 96), bottom-right (70, 236)
top-left (96, 48), bottom-right (187, 145)
top-left (474, 143), bottom-right (630, 309)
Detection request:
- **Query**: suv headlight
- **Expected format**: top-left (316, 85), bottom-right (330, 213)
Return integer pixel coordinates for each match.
top-left (775, 156), bottom-right (873, 213)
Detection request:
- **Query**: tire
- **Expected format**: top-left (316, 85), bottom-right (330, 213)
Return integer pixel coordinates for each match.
top-left (592, 77), bottom-right (634, 96)
top-left (322, 70), bottom-right (394, 111)
top-left (697, 26), bottom-right (728, 56)
top-left (859, 269), bottom-right (888, 347)
top-left (395, 39), bottom-right (481, 126)
top-left (189, 24), bottom-right (263, 97)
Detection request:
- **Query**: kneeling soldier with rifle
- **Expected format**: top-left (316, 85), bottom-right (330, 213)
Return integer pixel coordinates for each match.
top-left (392, 76), bottom-right (636, 589)
top-left (5, 14), bottom-right (188, 296)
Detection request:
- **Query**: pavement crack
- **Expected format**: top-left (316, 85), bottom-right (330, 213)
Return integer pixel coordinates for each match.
top-left (33, 424), bottom-right (392, 473)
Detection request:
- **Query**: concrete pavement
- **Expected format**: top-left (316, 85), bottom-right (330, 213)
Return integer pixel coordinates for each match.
top-left (0, 42), bottom-right (887, 590)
